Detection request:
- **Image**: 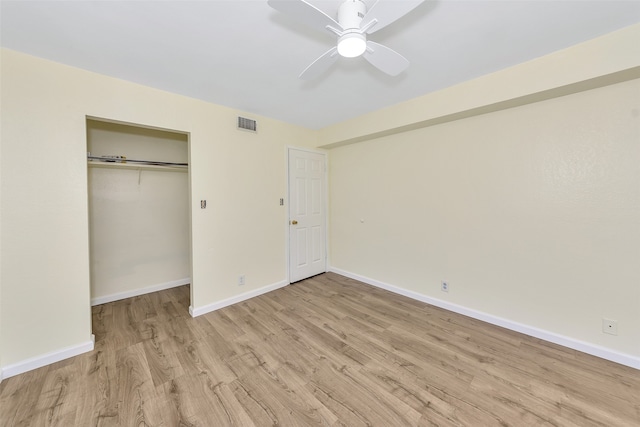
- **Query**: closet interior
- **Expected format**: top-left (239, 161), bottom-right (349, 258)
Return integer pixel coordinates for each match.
top-left (86, 119), bottom-right (191, 307)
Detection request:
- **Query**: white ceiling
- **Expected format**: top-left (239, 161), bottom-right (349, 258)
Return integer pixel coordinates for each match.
top-left (2, 0), bottom-right (639, 129)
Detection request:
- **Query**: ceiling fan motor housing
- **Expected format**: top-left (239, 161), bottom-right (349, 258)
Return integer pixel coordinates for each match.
top-left (338, 0), bottom-right (367, 29)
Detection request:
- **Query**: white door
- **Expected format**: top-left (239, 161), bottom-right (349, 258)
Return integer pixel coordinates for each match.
top-left (288, 148), bottom-right (327, 283)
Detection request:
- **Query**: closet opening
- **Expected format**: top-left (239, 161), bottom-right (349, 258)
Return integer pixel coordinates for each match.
top-left (86, 118), bottom-right (192, 318)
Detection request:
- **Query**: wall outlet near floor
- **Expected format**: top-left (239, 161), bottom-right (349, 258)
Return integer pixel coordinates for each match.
top-left (441, 281), bottom-right (449, 293)
top-left (238, 275), bottom-right (245, 286)
top-left (602, 318), bottom-right (618, 335)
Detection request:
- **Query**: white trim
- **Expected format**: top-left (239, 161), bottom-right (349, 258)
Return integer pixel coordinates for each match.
top-left (285, 145), bottom-right (328, 155)
top-left (91, 278), bottom-right (190, 306)
top-left (1, 335), bottom-right (95, 380)
top-left (285, 146), bottom-right (291, 282)
top-left (189, 280), bottom-right (288, 317)
top-left (329, 267), bottom-right (640, 370)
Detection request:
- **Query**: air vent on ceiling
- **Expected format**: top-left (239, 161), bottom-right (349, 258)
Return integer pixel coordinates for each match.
top-left (238, 116), bottom-right (257, 132)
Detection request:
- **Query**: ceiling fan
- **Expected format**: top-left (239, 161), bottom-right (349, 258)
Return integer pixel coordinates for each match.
top-left (268, 0), bottom-right (425, 79)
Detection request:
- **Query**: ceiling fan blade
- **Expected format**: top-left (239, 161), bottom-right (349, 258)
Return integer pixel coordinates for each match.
top-left (299, 47), bottom-right (340, 80)
top-left (361, 0), bottom-right (425, 34)
top-left (268, 0), bottom-right (342, 33)
top-left (363, 41), bottom-right (409, 76)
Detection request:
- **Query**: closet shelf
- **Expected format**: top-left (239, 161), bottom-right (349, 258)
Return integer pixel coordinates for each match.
top-left (88, 159), bottom-right (188, 173)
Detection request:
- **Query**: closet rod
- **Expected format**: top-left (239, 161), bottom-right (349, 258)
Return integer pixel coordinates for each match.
top-left (88, 155), bottom-right (188, 168)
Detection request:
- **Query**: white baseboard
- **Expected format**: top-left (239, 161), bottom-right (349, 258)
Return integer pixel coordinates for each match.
top-left (190, 280), bottom-right (288, 317)
top-left (1, 335), bottom-right (95, 380)
top-left (91, 278), bottom-right (190, 306)
top-left (329, 267), bottom-right (640, 370)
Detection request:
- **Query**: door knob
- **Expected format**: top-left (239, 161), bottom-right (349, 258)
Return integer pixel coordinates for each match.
top-left (291, 220), bottom-right (298, 225)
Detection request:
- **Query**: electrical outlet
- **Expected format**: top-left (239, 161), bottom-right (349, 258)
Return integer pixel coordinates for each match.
top-left (441, 281), bottom-right (449, 293)
top-left (602, 318), bottom-right (618, 335)
top-left (238, 275), bottom-right (245, 286)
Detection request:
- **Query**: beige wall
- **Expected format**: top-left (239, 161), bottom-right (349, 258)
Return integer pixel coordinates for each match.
top-left (0, 48), bottom-right (317, 369)
top-left (87, 121), bottom-right (190, 302)
top-left (329, 78), bottom-right (640, 358)
top-left (319, 24), bottom-right (640, 148)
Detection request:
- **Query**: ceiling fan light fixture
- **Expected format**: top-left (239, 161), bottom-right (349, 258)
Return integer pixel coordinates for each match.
top-left (337, 33), bottom-right (366, 58)
top-left (267, 0), bottom-right (425, 78)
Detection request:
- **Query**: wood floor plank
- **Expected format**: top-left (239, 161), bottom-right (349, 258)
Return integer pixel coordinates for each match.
top-left (228, 378), bottom-right (282, 426)
top-left (274, 307), bottom-right (373, 368)
top-left (176, 339), bottom-right (236, 385)
top-left (142, 336), bottom-right (186, 388)
top-left (234, 365), bottom-right (338, 426)
top-left (30, 364), bottom-right (78, 427)
top-left (306, 363), bottom-right (418, 426)
top-left (156, 377), bottom-right (199, 426)
top-left (73, 341), bottom-right (119, 427)
top-left (2, 273), bottom-right (639, 426)
top-left (203, 310), bottom-right (246, 341)
top-left (157, 372), bottom-right (255, 426)
top-left (114, 342), bottom-right (162, 426)
top-left (0, 366), bottom-right (51, 427)
top-left (357, 361), bottom-right (467, 426)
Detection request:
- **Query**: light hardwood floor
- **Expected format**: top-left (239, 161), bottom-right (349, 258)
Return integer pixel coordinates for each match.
top-left (1, 272), bottom-right (639, 426)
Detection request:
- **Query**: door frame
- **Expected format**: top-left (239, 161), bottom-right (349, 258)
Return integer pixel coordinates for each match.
top-left (285, 146), bottom-right (329, 283)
